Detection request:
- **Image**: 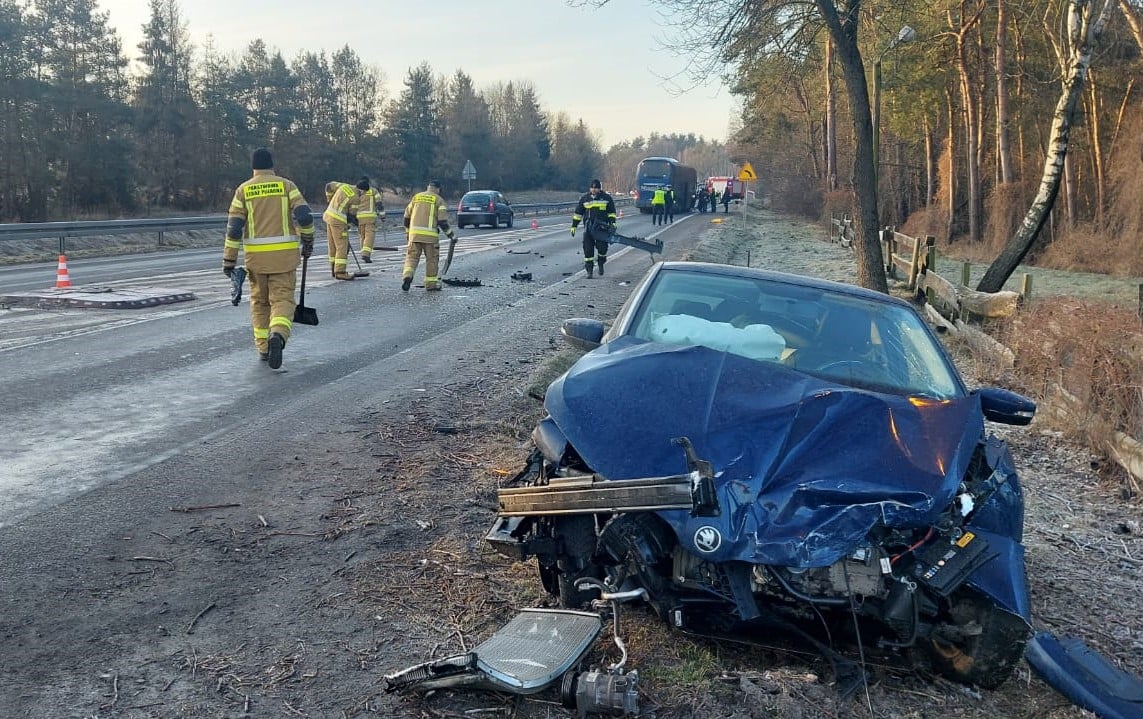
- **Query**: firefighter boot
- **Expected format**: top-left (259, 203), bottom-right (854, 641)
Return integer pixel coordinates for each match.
top-left (598, 256), bottom-right (606, 276)
top-left (402, 276), bottom-right (412, 291)
top-left (267, 333), bottom-right (285, 369)
top-left (585, 262), bottom-right (593, 278)
top-left (362, 251), bottom-right (372, 264)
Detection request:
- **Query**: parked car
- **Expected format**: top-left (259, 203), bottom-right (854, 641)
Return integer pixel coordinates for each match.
top-left (487, 261), bottom-right (1038, 691)
top-left (457, 190), bottom-right (514, 229)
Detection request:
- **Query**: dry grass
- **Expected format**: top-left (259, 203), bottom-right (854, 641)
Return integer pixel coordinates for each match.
top-left (994, 297), bottom-right (1143, 487)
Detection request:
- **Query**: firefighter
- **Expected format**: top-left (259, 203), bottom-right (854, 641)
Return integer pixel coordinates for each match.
top-left (355, 177), bottom-right (383, 263)
top-left (650, 186), bottom-right (666, 226)
top-left (401, 179), bottom-right (455, 291)
top-left (570, 178), bottom-right (616, 278)
top-left (323, 180), bottom-right (358, 280)
top-left (222, 147), bottom-right (315, 369)
top-left (664, 184), bottom-right (675, 224)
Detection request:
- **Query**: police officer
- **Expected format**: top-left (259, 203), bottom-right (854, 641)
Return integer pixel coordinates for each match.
top-left (570, 179), bottom-right (616, 278)
top-left (402, 179), bottom-right (455, 291)
top-left (323, 180), bottom-right (358, 280)
top-left (650, 186), bottom-right (666, 226)
top-left (354, 177), bottom-right (383, 263)
top-left (664, 185), bottom-right (675, 224)
top-left (223, 147), bottom-right (315, 369)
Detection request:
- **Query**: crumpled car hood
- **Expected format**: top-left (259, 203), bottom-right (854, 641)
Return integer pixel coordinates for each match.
top-left (544, 337), bottom-right (985, 567)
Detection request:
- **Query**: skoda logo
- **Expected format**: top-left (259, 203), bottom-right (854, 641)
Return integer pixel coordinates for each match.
top-left (693, 526), bottom-right (722, 553)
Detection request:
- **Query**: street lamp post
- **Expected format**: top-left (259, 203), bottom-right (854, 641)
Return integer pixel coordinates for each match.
top-left (872, 25), bottom-right (916, 191)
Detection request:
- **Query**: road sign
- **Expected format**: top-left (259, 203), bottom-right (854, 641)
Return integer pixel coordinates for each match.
top-left (462, 160), bottom-right (477, 180)
top-left (737, 162), bottom-right (757, 181)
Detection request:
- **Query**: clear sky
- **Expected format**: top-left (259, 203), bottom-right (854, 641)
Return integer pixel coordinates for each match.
top-left (98, 0), bottom-right (739, 148)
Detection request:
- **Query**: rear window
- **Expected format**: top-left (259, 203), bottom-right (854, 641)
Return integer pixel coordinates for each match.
top-left (462, 193), bottom-right (491, 204)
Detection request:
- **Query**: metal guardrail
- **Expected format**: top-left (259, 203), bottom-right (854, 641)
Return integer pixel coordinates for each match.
top-left (0, 199), bottom-right (633, 246)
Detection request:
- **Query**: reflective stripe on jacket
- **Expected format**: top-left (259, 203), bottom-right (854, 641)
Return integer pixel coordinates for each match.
top-left (323, 182), bottom-right (357, 224)
top-left (356, 188), bottom-right (382, 220)
top-left (404, 191), bottom-right (447, 242)
top-left (225, 170), bottom-right (308, 274)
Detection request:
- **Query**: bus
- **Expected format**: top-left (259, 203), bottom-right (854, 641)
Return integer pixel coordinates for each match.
top-left (634, 157), bottom-right (697, 214)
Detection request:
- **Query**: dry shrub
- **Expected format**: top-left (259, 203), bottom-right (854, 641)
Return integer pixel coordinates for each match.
top-left (1103, 107), bottom-right (1143, 275)
top-left (997, 297), bottom-right (1143, 461)
top-left (983, 181), bottom-right (1033, 255)
top-left (818, 190), bottom-right (853, 225)
top-left (1036, 222), bottom-right (1127, 275)
top-left (898, 203), bottom-right (946, 242)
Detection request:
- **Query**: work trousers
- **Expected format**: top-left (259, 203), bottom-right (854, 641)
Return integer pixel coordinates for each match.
top-left (359, 220), bottom-right (377, 256)
top-left (326, 219), bottom-right (350, 276)
top-left (665, 204), bottom-right (674, 223)
top-left (651, 204), bottom-right (665, 225)
top-left (582, 232), bottom-right (608, 268)
top-left (248, 270), bottom-right (296, 352)
top-left (403, 238), bottom-right (440, 289)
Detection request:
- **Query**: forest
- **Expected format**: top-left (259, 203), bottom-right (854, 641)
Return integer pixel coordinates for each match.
top-left (0, 0), bottom-right (732, 221)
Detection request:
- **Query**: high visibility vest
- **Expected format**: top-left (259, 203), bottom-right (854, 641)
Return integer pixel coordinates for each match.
top-left (357, 188), bottom-right (382, 220)
top-left (405, 191), bottom-right (447, 242)
top-left (323, 182), bottom-right (357, 224)
top-left (225, 170), bottom-right (308, 274)
top-left (651, 189), bottom-right (666, 206)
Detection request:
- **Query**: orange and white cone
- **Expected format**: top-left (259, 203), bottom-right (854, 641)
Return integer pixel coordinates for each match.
top-left (531, 218), bottom-right (539, 230)
top-left (55, 254), bottom-right (72, 288)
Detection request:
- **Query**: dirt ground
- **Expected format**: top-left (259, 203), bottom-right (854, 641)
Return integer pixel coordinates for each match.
top-left (4, 211), bottom-right (1141, 718)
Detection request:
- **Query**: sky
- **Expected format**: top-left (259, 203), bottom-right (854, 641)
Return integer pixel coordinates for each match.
top-left (97, 0), bottom-right (740, 149)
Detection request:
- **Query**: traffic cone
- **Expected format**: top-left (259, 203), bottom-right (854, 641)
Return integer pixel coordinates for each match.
top-left (619, 208), bottom-right (624, 218)
top-left (531, 218), bottom-right (539, 230)
top-left (55, 254), bottom-right (72, 288)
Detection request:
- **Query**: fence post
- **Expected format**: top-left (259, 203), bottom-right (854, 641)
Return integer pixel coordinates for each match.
top-left (907, 230), bottom-right (922, 289)
top-left (925, 236), bottom-right (936, 273)
top-left (961, 261), bottom-right (971, 287)
top-left (1021, 273), bottom-right (1033, 300)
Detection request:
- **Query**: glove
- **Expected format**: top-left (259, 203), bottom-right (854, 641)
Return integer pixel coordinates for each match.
top-left (301, 239), bottom-right (313, 258)
top-left (223, 265), bottom-right (234, 278)
top-left (608, 222), bottom-right (617, 233)
top-left (570, 226), bottom-right (577, 237)
top-left (446, 231), bottom-right (456, 242)
top-left (347, 213), bottom-right (358, 227)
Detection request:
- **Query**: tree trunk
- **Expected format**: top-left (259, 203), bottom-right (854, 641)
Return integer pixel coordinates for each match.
top-left (1086, 72), bottom-right (1105, 226)
top-left (1119, 0), bottom-right (1143, 52)
top-left (945, 87), bottom-right (958, 244)
top-left (996, 0), bottom-right (1015, 184)
top-left (825, 37), bottom-right (839, 192)
top-left (925, 118), bottom-right (934, 207)
top-left (816, 0), bottom-right (888, 293)
top-left (977, 0), bottom-right (1115, 293)
top-left (952, 2), bottom-right (986, 243)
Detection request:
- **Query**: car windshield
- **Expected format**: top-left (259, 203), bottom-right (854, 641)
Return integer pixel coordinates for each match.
top-left (638, 160), bottom-right (671, 181)
top-left (627, 269), bottom-right (962, 398)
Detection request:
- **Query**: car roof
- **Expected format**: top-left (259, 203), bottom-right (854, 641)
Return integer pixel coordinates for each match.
top-left (655, 261), bottom-right (912, 308)
top-left (462, 190), bottom-right (500, 195)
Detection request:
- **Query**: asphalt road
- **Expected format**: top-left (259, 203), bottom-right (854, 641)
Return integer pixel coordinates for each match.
top-left (0, 211), bottom-right (684, 530)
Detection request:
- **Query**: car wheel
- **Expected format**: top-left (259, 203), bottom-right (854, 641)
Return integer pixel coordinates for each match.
top-left (506, 214), bottom-right (513, 228)
top-left (489, 215), bottom-right (498, 229)
top-left (925, 591), bottom-right (1030, 689)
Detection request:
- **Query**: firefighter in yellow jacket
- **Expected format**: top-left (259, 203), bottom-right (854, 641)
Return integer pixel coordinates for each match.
top-left (401, 179), bottom-right (455, 291)
top-left (323, 180), bottom-right (358, 280)
top-left (354, 177), bottom-right (383, 263)
top-left (223, 147), bottom-right (315, 369)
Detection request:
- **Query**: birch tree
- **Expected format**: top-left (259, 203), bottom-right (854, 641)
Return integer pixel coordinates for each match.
top-left (977, 0), bottom-right (1115, 293)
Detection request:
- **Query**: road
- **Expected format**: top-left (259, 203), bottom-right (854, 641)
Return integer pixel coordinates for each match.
top-left (0, 210), bottom-right (678, 530)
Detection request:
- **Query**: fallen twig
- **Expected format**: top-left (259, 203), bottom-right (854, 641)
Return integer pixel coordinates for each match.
top-left (186, 602), bottom-right (216, 635)
top-left (170, 503), bottom-right (241, 513)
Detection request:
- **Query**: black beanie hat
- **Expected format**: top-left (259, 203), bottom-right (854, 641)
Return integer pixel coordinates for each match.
top-left (251, 147), bottom-right (273, 170)
top-left (590, 178), bottom-right (602, 189)
top-left (356, 177), bottom-right (371, 191)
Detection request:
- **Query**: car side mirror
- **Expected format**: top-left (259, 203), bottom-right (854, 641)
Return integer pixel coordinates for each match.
top-left (975, 387), bottom-right (1036, 426)
top-left (561, 318), bottom-right (605, 351)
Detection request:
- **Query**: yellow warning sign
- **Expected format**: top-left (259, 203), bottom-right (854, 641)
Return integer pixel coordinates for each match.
top-left (737, 162), bottom-right (757, 181)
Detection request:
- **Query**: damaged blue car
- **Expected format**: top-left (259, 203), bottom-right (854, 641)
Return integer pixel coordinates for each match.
top-left (486, 261), bottom-right (1038, 691)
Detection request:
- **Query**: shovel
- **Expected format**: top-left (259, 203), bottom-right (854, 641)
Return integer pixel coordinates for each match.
top-left (293, 255), bottom-right (319, 326)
